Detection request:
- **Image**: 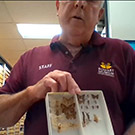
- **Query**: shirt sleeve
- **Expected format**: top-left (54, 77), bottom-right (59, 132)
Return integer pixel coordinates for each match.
top-left (0, 54), bottom-right (26, 94)
top-left (121, 44), bottom-right (135, 127)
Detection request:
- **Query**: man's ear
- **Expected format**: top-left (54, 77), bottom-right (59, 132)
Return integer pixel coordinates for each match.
top-left (56, 0), bottom-right (59, 11)
top-left (98, 8), bottom-right (104, 21)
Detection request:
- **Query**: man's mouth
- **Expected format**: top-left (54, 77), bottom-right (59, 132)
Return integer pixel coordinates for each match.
top-left (73, 16), bottom-right (83, 20)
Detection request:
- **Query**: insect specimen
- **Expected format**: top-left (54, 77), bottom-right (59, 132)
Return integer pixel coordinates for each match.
top-left (85, 106), bottom-right (89, 109)
top-left (87, 100), bottom-right (90, 105)
top-left (82, 112), bottom-right (86, 127)
top-left (94, 100), bottom-right (97, 104)
top-left (82, 112), bottom-right (91, 127)
top-left (96, 105), bottom-right (99, 109)
top-left (57, 123), bottom-right (62, 133)
top-left (93, 114), bottom-right (98, 123)
top-left (77, 94), bottom-right (85, 104)
top-left (92, 106), bottom-right (94, 109)
top-left (61, 103), bottom-right (76, 119)
top-left (91, 94), bottom-right (99, 99)
top-left (62, 96), bottom-right (74, 106)
top-left (86, 112), bottom-right (91, 121)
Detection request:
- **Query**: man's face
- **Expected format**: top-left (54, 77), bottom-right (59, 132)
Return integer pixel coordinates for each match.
top-left (56, 0), bottom-right (104, 35)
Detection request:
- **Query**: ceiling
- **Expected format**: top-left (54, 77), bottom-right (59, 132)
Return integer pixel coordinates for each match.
top-left (0, 1), bottom-right (58, 67)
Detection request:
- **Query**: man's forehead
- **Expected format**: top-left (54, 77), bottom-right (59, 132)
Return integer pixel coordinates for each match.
top-left (57, 0), bottom-right (104, 5)
top-left (57, 0), bottom-right (104, 1)
top-left (57, 0), bottom-right (104, 8)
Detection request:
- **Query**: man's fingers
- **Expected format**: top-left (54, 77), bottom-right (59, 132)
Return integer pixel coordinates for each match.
top-left (54, 73), bottom-right (67, 92)
top-left (48, 70), bottom-right (68, 92)
top-left (43, 77), bottom-right (58, 92)
top-left (44, 70), bottom-right (81, 94)
top-left (51, 70), bottom-right (81, 94)
top-left (66, 73), bottom-right (81, 94)
top-left (32, 70), bottom-right (81, 100)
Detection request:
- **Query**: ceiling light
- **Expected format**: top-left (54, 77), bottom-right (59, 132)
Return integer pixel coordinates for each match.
top-left (17, 24), bottom-right (62, 39)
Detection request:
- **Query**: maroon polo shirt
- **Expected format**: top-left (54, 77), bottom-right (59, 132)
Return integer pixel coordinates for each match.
top-left (0, 31), bottom-right (135, 135)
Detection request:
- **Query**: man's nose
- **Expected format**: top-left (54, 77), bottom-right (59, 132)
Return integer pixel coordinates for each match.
top-left (74, 0), bottom-right (86, 9)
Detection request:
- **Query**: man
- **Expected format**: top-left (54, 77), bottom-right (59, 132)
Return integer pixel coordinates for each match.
top-left (0, 1), bottom-right (135, 135)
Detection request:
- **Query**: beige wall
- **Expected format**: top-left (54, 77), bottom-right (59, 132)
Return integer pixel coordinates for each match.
top-left (108, 1), bottom-right (135, 40)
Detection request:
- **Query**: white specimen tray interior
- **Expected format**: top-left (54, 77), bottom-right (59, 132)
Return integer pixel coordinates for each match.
top-left (45, 91), bottom-right (114, 135)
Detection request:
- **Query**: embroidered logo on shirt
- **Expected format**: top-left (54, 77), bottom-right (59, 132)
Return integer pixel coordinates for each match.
top-left (39, 64), bottom-right (52, 70)
top-left (98, 62), bottom-right (114, 77)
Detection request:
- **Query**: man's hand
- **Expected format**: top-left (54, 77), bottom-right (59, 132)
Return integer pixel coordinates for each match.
top-left (28, 70), bottom-right (81, 100)
top-left (124, 122), bottom-right (135, 135)
top-left (0, 70), bottom-right (81, 127)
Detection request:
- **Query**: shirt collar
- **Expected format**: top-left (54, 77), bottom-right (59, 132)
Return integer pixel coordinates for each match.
top-left (50, 31), bottom-right (105, 51)
top-left (89, 31), bottom-right (105, 46)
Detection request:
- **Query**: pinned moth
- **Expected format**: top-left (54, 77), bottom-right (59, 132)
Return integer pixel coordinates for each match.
top-left (77, 94), bottom-right (85, 104)
top-left (60, 96), bottom-right (76, 120)
top-left (91, 94), bottom-right (99, 99)
top-left (62, 96), bottom-right (74, 106)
